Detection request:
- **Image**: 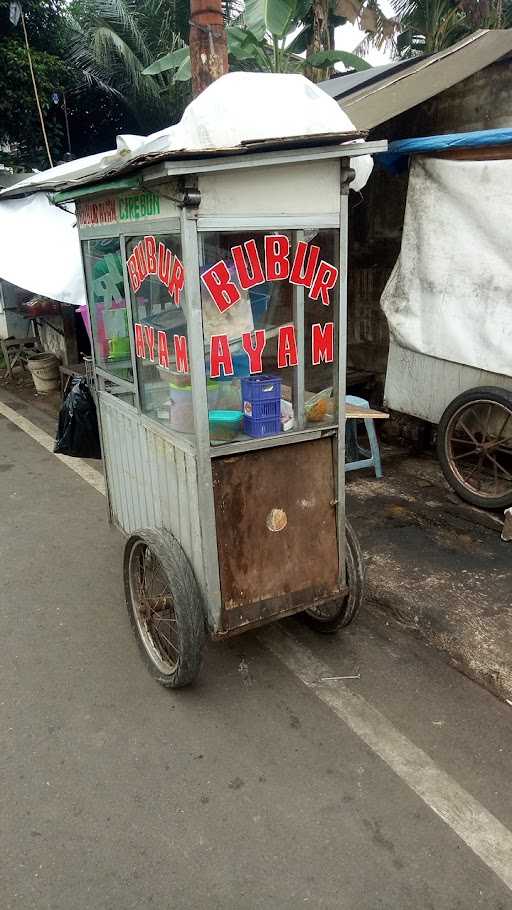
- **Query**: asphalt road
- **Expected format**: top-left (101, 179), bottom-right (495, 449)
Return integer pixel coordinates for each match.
top-left (1, 399), bottom-right (512, 910)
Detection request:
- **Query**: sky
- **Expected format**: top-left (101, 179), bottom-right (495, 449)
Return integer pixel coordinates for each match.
top-left (334, 0), bottom-right (396, 67)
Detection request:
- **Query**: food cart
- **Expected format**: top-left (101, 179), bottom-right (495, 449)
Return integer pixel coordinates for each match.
top-left (67, 133), bottom-right (386, 687)
top-left (382, 151), bottom-right (512, 511)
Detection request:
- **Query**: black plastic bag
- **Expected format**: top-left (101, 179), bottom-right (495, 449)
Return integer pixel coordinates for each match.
top-left (54, 378), bottom-right (101, 459)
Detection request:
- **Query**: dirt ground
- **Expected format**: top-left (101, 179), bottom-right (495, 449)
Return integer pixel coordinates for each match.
top-left (348, 450), bottom-right (512, 703)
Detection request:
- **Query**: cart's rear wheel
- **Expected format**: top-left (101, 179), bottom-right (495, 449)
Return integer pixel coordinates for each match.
top-left (124, 529), bottom-right (206, 688)
top-left (301, 520), bottom-right (365, 634)
top-left (437, 387), bottom-right (512, 510)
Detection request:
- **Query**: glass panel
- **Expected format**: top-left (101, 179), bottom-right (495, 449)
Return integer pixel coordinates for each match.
top-left (303, 229), bottom-right (338, 429)
top-left (97, 374), bottom-right (135, 407)
top-left (83, 238), bottom-right (133, 383)
top-left (200, 230), bottom-right (339, 446)
top-left (126, 233), bottom-right (193, 437)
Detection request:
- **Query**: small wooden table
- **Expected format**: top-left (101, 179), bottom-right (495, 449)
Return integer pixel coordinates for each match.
top-left (345, 403), bottom-right (388, 420)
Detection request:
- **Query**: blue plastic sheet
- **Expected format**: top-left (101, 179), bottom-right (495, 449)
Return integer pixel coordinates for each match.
top-left (376, 128), bottom-right (512, 173)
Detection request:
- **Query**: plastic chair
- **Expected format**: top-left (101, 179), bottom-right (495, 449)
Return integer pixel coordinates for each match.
top-left (345, 395), bottom-right (383, 478)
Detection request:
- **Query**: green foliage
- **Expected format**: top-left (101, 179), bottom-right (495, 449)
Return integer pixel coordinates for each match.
top-left (0, 1), bottom-right (70, 168)
top-left (306, 48), bottom-right (370, 68)
top-left (144, 0), bottom-right (371, 82)
top-left (362, 0), bottom-right (512, 58)
top-left (68, 0), bottom-right (191, 133)
top-left (0, 0), bottom-right (141, 169)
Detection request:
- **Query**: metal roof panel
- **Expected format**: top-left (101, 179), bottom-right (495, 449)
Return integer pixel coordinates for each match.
top-left (322, 30), bottom-right (512, 130)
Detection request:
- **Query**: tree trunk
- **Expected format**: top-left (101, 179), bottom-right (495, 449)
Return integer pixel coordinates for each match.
top-left (189, 0), bottom-right (229, 98)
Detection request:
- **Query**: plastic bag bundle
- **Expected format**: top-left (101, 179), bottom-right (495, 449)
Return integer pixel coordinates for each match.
top-left (54, 378), bottom-right (101, 459)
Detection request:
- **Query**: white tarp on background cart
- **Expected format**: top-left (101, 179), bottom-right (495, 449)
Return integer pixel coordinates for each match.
top-left (0, 192), bottom-right (86, 306)
top-left (381, 156), bottom-right (512, 379)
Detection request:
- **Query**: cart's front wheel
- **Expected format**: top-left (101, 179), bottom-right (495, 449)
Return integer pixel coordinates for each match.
top-left (124, 529), bottom-right (206, 688)
top-left (301, 520), bottom-right (365, 634)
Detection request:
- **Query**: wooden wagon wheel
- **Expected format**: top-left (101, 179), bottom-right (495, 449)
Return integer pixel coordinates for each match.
top-left (437, 387), bottom-right (512, 510)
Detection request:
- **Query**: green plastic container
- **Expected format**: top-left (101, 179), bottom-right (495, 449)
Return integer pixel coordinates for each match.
top-left (208, 409), bottom-right (243, 444)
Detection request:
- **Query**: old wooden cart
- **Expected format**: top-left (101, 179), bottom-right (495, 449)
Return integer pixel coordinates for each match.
top-left (69, 136), bottom-right (385, 687)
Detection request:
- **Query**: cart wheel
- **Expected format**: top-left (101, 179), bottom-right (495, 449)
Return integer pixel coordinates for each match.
top-left (301, 520), bottom-right (365, 634)
top-left (124, 529), bottom-right (206, 688)
top-left (437, 387), bottom-right (512, 510)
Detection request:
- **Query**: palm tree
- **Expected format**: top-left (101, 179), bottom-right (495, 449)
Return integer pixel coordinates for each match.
top-left (144, 0), bottom-right (374, 87)
top-left (361, 0), bottom-right (512, 59)
top-left (68, 0), bottom-right (190, 133)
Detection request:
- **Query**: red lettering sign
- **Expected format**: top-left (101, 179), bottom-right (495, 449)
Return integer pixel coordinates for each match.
top-left (232, 240), bottom-right (265, 290)
top-left (125, 237), bottom-right (185, 305)
top-left (290, 241), bottom-right (320, 287)
top-left (145, 236), bottom-right (157, 275)
top-left (241, 329), bottom-right (266, 374)
top-left (143, 325), bottom-right (155, 363)
top-left (157, 330), bottom-right (169, 369)
top-left (157, 242), bottom-right (172, 286)
top-left (277, 324), bottom-right (298, 369)
top-left (201, 261), bottom-right (241, 314)
top-left (309, 261), bottom-right (338, 306)
top-left (174, 335), bottom-right (189, 373)
top-left (312, 322), bottom-right (334, 365)
top-left (209, 334), bottom-right (234, 378)
top-left (168, 255), bottom-right (184, 308)
top-left (134, 323), bottom-right (145, 359)
top-left (127, 255), bottom-right (140, 293)
top-left (265, 234), bottom-right (290, 281)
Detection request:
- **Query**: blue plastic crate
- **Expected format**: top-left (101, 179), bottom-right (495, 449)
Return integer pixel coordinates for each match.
top-left (241, 374), bottom-right (281, 420)
top-left (243, 414), bottom-right (282, 437)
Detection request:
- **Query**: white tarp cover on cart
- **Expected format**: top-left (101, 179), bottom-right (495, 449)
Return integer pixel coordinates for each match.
top-left (1, 72), bottom-right (372, 199)
top-left (381, 156), bottom-right (512, 379)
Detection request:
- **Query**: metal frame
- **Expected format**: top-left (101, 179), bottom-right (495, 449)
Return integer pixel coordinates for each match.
top-left (335, 161), bottom-right (350, 587)
top-left (197, 215), bottom-right (340, 231)
top-left (142, 141), bottom-right (387, 183)
top-left (119, 235), bottom-right (141, 410)
top-left (292, 229), bottom-right (306, 431)
top-left (210, 424), bottom-right (336, 458)
top-left (180, 206), bottom-right (223, 626)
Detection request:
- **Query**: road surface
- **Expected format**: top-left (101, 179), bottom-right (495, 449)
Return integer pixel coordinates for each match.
top-left (1, 395), bottom-right (512, 909)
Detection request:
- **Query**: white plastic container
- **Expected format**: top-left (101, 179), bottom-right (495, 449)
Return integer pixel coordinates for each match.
top-left (26, 353), bottom-right (60, 393)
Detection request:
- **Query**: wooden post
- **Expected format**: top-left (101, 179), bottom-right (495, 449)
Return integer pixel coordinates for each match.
top-left (189, 0), bottom-right (229, 98)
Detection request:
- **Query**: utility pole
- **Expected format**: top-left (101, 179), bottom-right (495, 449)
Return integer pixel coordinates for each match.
top-left (189, 0), bottom-right (229, 99)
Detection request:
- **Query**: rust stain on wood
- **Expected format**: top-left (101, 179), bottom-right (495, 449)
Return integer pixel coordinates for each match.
top-left (212, 438), bottom-right (340, 625)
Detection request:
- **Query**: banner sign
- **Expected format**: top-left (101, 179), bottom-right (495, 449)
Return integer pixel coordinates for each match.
top-left (128, 235), bottom-right (337, 378)
top-left (77, 192), bottom-right (161, 227)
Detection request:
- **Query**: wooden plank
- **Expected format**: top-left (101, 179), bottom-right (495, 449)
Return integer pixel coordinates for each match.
top-left (212, 438), bottom-right (340, 623)
top-left (281, 384), bottom-right (388, 420)
top-left (346, 404), bottom-right (389, 420)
